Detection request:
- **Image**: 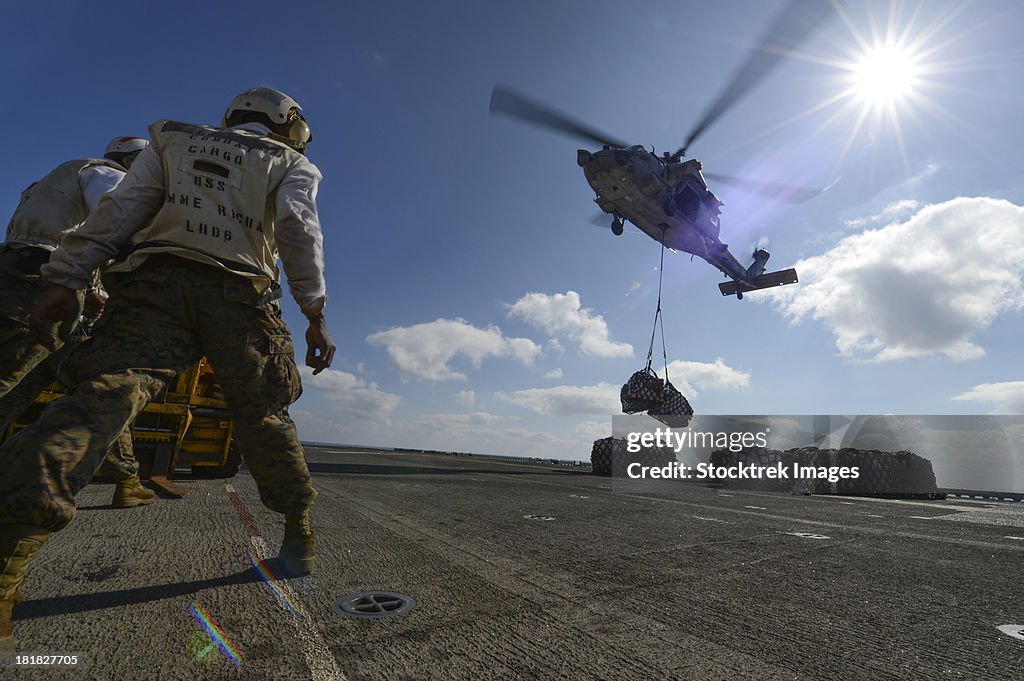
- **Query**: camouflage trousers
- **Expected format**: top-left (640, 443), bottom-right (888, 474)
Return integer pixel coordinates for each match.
top-left (0, 256), bottom-right (316, 531)
top-left (0, 274), bottom-right (54, 399)
top-left (0, 335), bottom-right (138, 482)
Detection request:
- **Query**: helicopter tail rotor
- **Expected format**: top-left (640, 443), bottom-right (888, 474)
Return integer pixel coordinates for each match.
top-left (747, 248), bottom-right (771, 279)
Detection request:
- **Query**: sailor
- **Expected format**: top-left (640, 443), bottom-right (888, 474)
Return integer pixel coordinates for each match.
top-left (0, 136), bottom-right (148, 394)
top-left (0, 87), bottom-right (335, 652)
top-left (0, 137), bottom-right (155, 510)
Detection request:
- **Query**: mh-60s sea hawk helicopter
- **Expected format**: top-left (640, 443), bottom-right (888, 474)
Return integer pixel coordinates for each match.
top-left (490, 0), bottom-right (840, 300)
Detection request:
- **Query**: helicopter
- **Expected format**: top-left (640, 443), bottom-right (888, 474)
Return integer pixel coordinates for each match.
top-left (489, 0), bottom-right (840, 300)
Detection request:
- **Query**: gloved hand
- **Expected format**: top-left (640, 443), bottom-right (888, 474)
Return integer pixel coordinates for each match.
top-left (83, 290), bottom-right (108, 317)
top-left (29, 285), bottom-right (83, 351)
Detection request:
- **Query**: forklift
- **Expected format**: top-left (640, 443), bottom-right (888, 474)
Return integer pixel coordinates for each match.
top-left (2, 358), bottom-right (238, 497)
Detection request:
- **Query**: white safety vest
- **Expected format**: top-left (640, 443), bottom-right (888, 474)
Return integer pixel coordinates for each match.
top-left (5, 158), bottom-right (124, 251)
top-left (113, 120), bottom-right (305, 293)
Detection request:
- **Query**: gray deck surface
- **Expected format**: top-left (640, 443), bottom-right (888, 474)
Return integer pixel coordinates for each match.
top-left (6, 445), bottom-right (1024, 680)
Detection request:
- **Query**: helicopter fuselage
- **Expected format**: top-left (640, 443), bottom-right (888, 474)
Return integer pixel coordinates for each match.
top-left (577, 145), bottom-right (752, 282)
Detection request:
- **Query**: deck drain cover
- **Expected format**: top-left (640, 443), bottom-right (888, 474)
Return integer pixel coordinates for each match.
top-left (523, 514), bottom-right (555, 521)
top-left (332, 592), bottom-right (416, 619)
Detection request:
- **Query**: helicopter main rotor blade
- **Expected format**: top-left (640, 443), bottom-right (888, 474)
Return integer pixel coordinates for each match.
top-left (679, 0), bottom-right (840, 155)
top-left (490, 85), bottom-right (629, 149)
top-left (704, 172), bottom-right (832, 204)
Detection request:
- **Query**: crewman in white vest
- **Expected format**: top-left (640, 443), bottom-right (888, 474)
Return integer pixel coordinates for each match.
top-left (0, 137), bottom-right (156, 510)
top-left (0, 137), bottom-right (148, 393)
top-left (0, 86), bottom-right (334, 652)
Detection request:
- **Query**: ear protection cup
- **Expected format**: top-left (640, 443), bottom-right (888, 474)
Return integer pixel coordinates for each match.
top-left (222, 88), bottom-right (312, 153)
top-left (285, 115), bottom-right (312, 149)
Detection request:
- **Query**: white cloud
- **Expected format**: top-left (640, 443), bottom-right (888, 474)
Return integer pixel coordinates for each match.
top-left (498, 382), bottom-right (620, 416)
top-left (367, 318), bottom-right (541, 381)
top-left (575, 420), bottom-right (610, 441)
top-left (543, 368), bottom-right (564, 379)
top-left (664, 358), bottom-right (751, 399)
top-left (908, 162), bottom-right (941, 186)
top-left (455, 390), bottom-right (475, 407)
top-left (421, 412), bottom-right (509, 427)
top-left (844, 199), bottom-right (920, 229)
top-left (953, 381), bottom-right (1024, 414)
top-left (299, 367), bottom-right (402, 418)
top-left (760, 197), bottom-right (1024, 361)
top-left (508, 291), bottom-right (633, 358)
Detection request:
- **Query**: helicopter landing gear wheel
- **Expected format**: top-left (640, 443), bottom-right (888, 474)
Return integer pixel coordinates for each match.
top-left (737, 292), bottom-right (743, 300)
top-left (611, 217), bottom-right (624, 236)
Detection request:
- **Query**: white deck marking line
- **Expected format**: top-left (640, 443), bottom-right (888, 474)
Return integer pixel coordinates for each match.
top-left (690, 515), bottom-right (732, 524)
top-left (226, 484), bottom-right (346, 681)
top-left (997, 624), bottom-right (1024, 641)
top-left (785, 532), bottom-right (830, 540)
top-left (507, 477), bottom-right (1024, 552)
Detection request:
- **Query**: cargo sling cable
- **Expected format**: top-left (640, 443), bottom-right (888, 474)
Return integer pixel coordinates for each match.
top-left (644, 236), bottom-right (670, 383)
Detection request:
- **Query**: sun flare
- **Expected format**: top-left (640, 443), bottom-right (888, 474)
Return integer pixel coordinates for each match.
top-left (852, 45), bottom-right (920, 106)
top-left (793, 1), bottom-right (969, 174)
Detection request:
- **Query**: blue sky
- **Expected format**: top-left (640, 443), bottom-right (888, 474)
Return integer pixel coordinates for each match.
top-left (4, 0), bottom-right (1024, 462)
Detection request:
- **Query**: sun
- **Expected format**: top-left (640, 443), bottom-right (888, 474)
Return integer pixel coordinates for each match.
top-left (785, 1), bottom-right (969, 174)
top-left (851, 44), bottom-right (920, 107)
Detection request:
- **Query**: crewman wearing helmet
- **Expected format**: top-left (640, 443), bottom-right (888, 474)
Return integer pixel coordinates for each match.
top-left (0, 137), bottom-right (155, 512)
top-left (0, 136), bottom-right (147, 393)
top-left (0, 87), bottom-right (334, 652)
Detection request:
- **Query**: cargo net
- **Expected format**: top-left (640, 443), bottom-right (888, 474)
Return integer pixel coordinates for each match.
top-left (620, 367), bottom-right (694, 422)
top-left (707, 446), bottom-right (941, 499)
top-left (590, 436), bottom-right (676, 477)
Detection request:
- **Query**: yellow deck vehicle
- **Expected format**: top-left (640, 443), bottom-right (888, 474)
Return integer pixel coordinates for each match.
top-left (2, 358), bottom-right (238, 496)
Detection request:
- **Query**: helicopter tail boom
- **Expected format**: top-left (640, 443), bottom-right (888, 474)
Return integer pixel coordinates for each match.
top-left (746, 248), bottom-right (771, 279)
top-left (719, 268), bottom-right (798, 298)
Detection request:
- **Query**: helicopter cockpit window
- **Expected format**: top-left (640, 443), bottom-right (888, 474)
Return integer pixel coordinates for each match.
top-left (674, 183), bottom-right (702, 222)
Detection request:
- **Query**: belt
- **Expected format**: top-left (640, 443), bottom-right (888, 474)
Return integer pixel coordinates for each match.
top-left (0, 244), bottom-right (50, 277)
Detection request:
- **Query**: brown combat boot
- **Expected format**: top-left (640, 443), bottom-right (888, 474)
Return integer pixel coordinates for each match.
top-left (111, 474), bottom-right (156, 508)
top-left (277, 511), bottom-right (314, 577)
top-left (1, 525), bottom-right (50, 653)
top-left (1, 599), bottom-right (12, 653)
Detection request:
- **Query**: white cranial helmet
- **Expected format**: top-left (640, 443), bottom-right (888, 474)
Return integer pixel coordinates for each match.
top-left (104, 137), bottom-right (149, 168)
top-left (222, 86), bottom-right (312, 152)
